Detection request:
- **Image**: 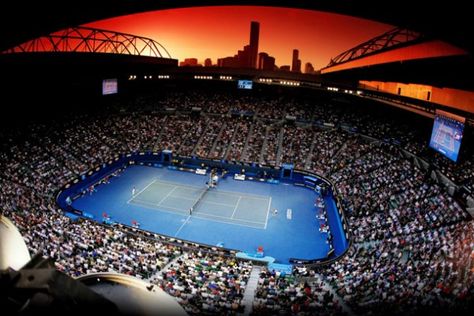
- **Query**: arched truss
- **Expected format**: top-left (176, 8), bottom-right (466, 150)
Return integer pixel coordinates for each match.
top-left (1, 26), bottom-right (172, 58)
top-left (326, 27), bottom-right (423, 68)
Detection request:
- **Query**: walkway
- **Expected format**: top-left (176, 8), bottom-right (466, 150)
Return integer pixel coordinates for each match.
top-left (242, 266), bottom-right (262, 315)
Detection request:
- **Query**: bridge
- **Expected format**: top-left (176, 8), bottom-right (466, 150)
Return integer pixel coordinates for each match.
top-left (325, 27), bottom-right (423, 69)
top-left (321, 27), bottom-right (466, 74)
top-left (1, 26), bottom-right (172, 59)
top-left (320, 26), bottom-right (470, 91)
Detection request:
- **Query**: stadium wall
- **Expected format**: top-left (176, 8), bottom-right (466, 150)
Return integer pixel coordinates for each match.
top-left (361, 80), bottom-right (474, 114)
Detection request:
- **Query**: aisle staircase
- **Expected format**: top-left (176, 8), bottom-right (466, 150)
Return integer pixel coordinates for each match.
top-left (191, 117), bottom-right (210, 156)
top-left (241, 121), bottom-right (254, 161)
top-left (224, 123), bottom-right (241, 159)
top-left (275, 126), bottom-right (285, 166)
top-left (259, 127), bottom-right (270, 164)
top-left (209, 122), bottom-right (227, 158)
top-left (242, 266), bottom-right (261, 315)
top-left (152, 115), bottom-right (168, 151)
top-left (304, 130), bottom-right (317, 170)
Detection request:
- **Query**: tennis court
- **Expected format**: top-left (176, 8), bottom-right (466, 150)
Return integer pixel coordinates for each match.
top-left (434, 123), bottom-right (455, 152)
top-left (71, 165), bottom-right (332, 263)
top-left (129, 179), bottom-right (271, 230)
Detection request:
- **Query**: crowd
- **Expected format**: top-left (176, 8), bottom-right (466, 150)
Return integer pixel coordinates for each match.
top-left (323, 221), bottom-right (474, 315)
top-left (252, 267), bottom-right (344, 315)
top-left (2, 198), bottom-right (182, 279)
top-left (243, 120), bottom-right (267, 164)
top-left (0, 88), bottom-right (473, 314)
top-left (153, 252), bottom-right (253, 314)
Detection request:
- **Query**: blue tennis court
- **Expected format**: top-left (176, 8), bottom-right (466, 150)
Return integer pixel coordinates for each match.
top-left (129, 179), bottom-right (271, 229)
top-left (72, 165), bottom-right (331, 263)
top-left (434, 123), bottom-right (455, 151)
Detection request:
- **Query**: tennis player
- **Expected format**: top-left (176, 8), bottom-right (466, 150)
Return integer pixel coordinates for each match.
top-left (212, 172), bottom-right (219, 187)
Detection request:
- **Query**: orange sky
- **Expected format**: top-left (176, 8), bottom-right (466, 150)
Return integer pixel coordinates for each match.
top-left (84, 6), bottom-right (394, 70)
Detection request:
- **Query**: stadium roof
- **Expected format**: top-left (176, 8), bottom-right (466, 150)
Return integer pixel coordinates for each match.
top-left (0, 0), bottom-right (473, 54)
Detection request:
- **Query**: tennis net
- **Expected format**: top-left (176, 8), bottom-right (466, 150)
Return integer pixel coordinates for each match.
top-left (189, 186), bottom-right (210, 215)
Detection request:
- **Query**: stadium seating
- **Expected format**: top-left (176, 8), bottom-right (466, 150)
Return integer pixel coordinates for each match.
top-left (1, 89), bottom-right (473, 314)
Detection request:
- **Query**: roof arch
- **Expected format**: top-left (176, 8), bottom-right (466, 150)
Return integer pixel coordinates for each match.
top-left (0, 0), bottom-right (472, 54)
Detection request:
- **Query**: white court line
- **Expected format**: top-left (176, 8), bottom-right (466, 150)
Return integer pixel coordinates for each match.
top-left (193, 210), bottom-right (265, 225)
top-left (169, 195), bottom-right (197, 202)
top-left (156, 186), bottom-right (179, 206)
top-left (127, 179), bottom-right (158, 203)
top-left (171, 193), bottom-right (257, 208)
top-left (157, 204), bottom-right (189, 212)
top-left (264, 197), bottom-right (272, 229)
top-left (231, 196), bottom-right (242, 219)
top-left (130, 199), bottom-right (188, 215)
top-left (130, 198), bottom-right (266, 229)
top-left (209, 189), bottom-right (269, 200)
top-left (129, 181), bottom-right (269, 229)
top-left (130, 199), bottom-right (159, 209)
top-left (154, 179), bottom-right (202, 190)
top-left (145, 179), bottom-right (269, 202)
top-left (203, 200), bottom-right (236, 208)
top-left (134, 198), bottom-right (232, 215)
top-left (175, 215), bottom-right (191, 237)
top-left (193, 214), bottom-right (265, 229)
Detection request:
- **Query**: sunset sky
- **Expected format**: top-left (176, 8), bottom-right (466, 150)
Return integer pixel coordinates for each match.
top-left (84, 6), bottom-right (394, 70)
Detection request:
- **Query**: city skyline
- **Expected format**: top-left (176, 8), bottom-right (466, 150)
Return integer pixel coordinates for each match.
top-left (217, 21), bottom-right (261, 69)
top-left (84, 6), bottom-right (394, 69)
top-left (213, 22), bottom-right (308, 73)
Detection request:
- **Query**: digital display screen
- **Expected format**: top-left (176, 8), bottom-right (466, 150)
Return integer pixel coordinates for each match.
top-left (102, 78), bottom-right (118, 95)
top-left (429, 110), bottom-right (465, 162)
top-left (237, 80), bottom-right (253, 89)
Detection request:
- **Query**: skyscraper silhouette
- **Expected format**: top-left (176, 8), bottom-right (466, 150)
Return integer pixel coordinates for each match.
top-left (249, 21), bottom-right (260, 68)
top-left (292, 49), bottom-right (301, 73)
top-left (304, 62), bottom-right (315, 74)
top-left (258, 52), bottom-right (275, 71)
top-left (217, 21), bottom-right (264, 69)
top-left (204, 58), bottom-right (212, 67)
